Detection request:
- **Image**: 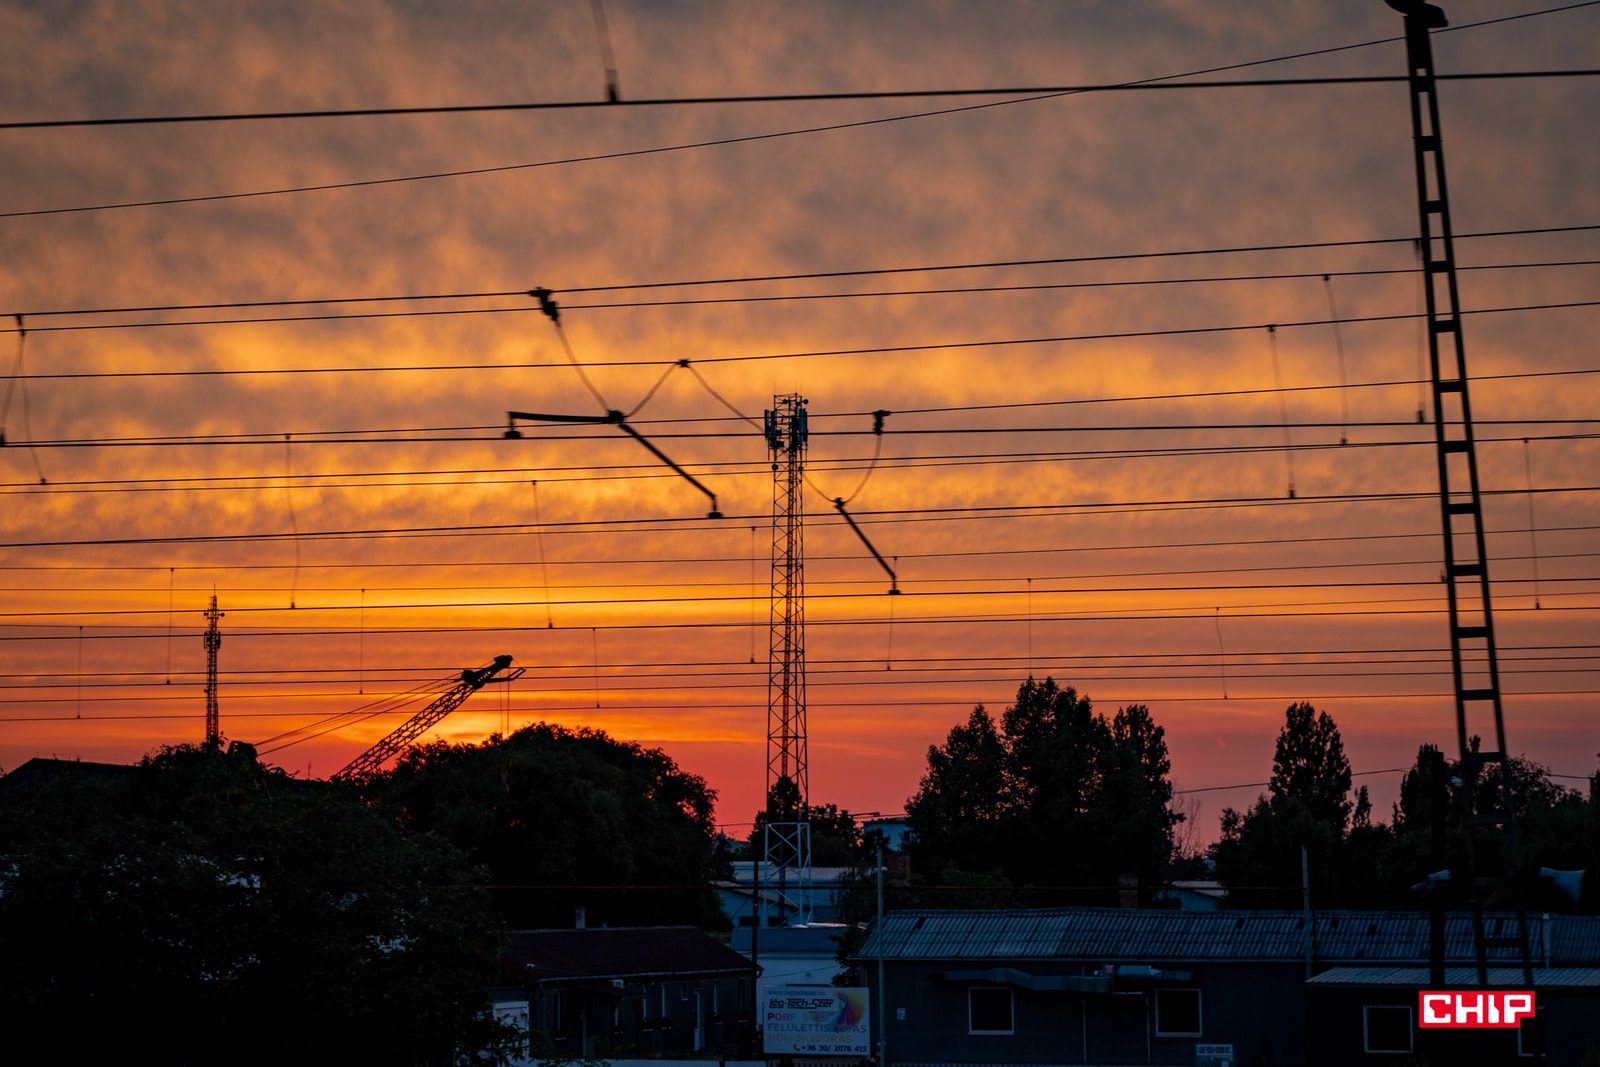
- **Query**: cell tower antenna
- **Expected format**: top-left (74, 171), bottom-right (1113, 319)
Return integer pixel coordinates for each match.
top-left (762, 394), bottom-right (811, 926)
top-left (203, 593), bottom-right (223, 748)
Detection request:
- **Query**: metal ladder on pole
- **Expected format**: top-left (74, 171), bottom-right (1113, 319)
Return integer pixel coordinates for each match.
top-left (1386, 0), bottom-right (1533, 989)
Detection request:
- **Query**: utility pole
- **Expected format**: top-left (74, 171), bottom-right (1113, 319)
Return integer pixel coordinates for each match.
top-left (203, 594), bottom-right (223, 748)
top-left (877, 838), bottom-right (887, 1067)
top-left (763, 394), bottom-right (811, 926)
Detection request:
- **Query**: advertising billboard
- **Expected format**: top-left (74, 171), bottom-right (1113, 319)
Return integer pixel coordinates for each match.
top-left (761, 985), bottom-right (871, 1056)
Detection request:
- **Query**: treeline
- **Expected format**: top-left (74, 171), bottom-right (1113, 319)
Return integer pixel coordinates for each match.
top-left (902, 677), bottom-right (1177, 906)
top-left (0, 723), bottom-right (725, 1065)
top-left (888, 678), bottom-right (1600, 914)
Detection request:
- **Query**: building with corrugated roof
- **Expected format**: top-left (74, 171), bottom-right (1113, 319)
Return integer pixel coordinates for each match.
top-left (851, 908), bottom-right (1600, 1066)
top-left (491, 926), bottom-right (756, 1062)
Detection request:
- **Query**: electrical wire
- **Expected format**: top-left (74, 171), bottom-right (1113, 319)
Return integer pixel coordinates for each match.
top-left (8, 70), bottom-right (1600, 132)
top-left (12, 226), bottom-right (1599, 330)
top-left (8, 2), bottom-right (1597, 218)
top-left (12, 296), bottom-right (1599, 378)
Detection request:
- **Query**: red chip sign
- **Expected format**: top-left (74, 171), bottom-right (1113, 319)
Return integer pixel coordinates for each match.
top-left (1418, 991), bottom-right (1536, 1028)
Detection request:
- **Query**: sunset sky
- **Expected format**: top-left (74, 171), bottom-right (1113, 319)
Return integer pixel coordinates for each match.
top-left (1, 0), bottom-right (1596, 841)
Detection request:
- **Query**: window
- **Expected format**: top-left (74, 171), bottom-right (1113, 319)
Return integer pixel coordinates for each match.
top-left (1363, 1005), bottom-right (1413, 1054)
top-left (968, 987), bottom-right (1014, 1035)
top-left (1518, 1015), bottom-right (1546, 1058)
top-left (1154, 989), bottom-right (1202, 1037)
top-left (551, 989), bottom-right (569, 1035)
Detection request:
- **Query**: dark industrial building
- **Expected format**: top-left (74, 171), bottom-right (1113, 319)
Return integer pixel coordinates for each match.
top-left (853, 908), bottom-right (1600, 1066)
top-left (492, 926), bottom-right (756, 1060)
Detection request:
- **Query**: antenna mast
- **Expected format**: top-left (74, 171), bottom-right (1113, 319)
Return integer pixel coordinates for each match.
top-left (203, 594), bottom-right (223, 748)
top-left (763, 394), bottom-right (811, 924)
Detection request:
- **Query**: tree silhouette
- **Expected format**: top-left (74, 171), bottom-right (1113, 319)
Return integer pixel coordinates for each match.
top-left (0, 744), bottom-right (517, 1065)
top-left (366, 722), bottom-right (723, 929)
top-left (906, 678), bottom-right (1178, 904)
top-left (1215, 702), bottom-right (1355, 907)
top-left (1269, 700), bottom-right (1353, 835)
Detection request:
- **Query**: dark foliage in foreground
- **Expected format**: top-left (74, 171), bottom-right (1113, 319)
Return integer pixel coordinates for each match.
top-left (0, 744), bottom-right (518, 1066)
top-left (364, 722), bottom-right (725, 930)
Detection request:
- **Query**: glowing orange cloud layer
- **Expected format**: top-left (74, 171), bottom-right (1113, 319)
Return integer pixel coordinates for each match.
top-left (1, 1), bottom-right (1596, 835)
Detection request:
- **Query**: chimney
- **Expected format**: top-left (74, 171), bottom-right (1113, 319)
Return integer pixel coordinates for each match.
top-left (575, 905), bottom-right (587, 929)
top-left (1118, 874), bottom-right (1138, 909)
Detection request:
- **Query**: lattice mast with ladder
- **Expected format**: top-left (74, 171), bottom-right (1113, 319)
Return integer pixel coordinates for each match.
top-left (762, 394), bottom-right (812, 923)
top-left (1386, 0), bottom-right (1532, 986)
top-left (203, 594), bottom-right (223, 748)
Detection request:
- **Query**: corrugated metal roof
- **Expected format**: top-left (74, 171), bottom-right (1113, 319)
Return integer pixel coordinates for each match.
top-left (854, 909), bottom-right (1600, 967)
top-left (1309, 965), bottom-right (1600, 988)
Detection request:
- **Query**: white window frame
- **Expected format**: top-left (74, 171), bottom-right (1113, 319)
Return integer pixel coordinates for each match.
top-left (1517, 1012), bottom-right (1545, 1058)
top-left (967, 986), bottom-right (1014, 1036)
top-left (1154, 988), bottom-right (1202, 1037)
top-left (1362, 1004), bottom-right (1413, 1054)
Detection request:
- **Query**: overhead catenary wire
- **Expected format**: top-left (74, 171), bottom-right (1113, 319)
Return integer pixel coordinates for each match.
top-left (283, 434), bottom-right (300, 609)
top-left (531, 481), bottom-right (555, 629)
top-left (7, 546), bottom-right (1596, 599)
top-left (6, 480), bottom-right (1600, 551)
top-left (11, 225), bottom-right (1599, 330)
top-left (5, 522), bottom-right (1595, 573)
top-left (2, 366), bottom-right (1593, 466)
top-left (8, 642), bottom-right (1598, 685)
top-left (1524, 439), bottom-right (1545, 610)
top-left (6, 69), bottom-right (1600, 133)
top-left (4, 6), bottom-right (1598, 802)
top-left (10, 296), bottom-right (1600, 380)
top-left (6, 2), bottom-right (1597, 217)
top-left (1322, 274), bottom-right (1351, 444)
top-left (589, 0), bottom-right (621, 102)
top-left (0, 316), bottom-right (47, 483)
top-left (1267, 325), bottom-right (1296, 498)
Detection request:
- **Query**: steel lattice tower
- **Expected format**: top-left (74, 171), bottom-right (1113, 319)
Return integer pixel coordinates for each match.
top-left (203, 594), bottom-right (223, 747)
top-left (762, 394), bottom-right (810, 924)
top-left (1387, 0), bottom-right (1531, 988)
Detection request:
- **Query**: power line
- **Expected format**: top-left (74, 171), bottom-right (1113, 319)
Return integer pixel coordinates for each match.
top-left (8, 421), bottom-right (1596, 461)
top-left (1, 685), bottom-right (1595, 725)
top-left (9, 2), bottom-right (1596, 217)
top-left (13, 258), bottom-right (1600, 332)
top-left (12, 298), bottom-right (1598, 378)
top-left (8, 570), bottom-right (1598, 621)
top-left (2, 599), bottom-right (1595, 646)
top-left (11, 224), bottom-right (1597, 328)
top-left (3, 482), bottom-right (1597, 552)
top-left (6, 70), bottom-right (1598, 132)
top-left (9, 546), bottom-right (1593, 600)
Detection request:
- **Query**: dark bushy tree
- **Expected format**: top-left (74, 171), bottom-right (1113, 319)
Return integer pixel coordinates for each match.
top-left (0, 744), bottom-right (516, 1066)
top-left (905, 704), bottom-right (1009, 881)
top-left (1214, 702), bottom-right (1365, 908)
top-left (1380, 740), bottom-right (1598, 913)
top-left (1269, 701), bottom-right (1353, 834)
top-left (905, 678), bottom-right (1178, 904)
top-left (368, 722), bottom-right (723, 929)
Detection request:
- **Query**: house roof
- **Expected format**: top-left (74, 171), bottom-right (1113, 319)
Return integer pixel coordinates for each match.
top-left (0, 756), bottom-right (136, 793)
top-left (503, 926), bottom-right (753, 982)
top-left (855, 908), bottom-right (1600, 967)
top-left (1308, 965), bottom-right (1600, 989)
